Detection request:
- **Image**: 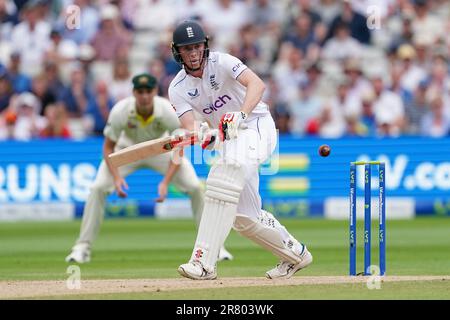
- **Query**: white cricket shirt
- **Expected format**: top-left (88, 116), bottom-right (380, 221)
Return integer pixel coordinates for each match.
top-left (103, 95), bottom-right (180, 148)
top-left (168, 51), bottom-right (270, 126)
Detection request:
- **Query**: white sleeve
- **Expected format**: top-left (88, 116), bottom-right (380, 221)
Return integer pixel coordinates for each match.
top-left (388, 92), bottom-right (405, 118)
top-left (168, 86), bottom-right (193, 118)
top-left (221, 53), bottom-right (248, 80)
top-left (160, 99), bottom-right (182, 134)
top-left (394, 94), bottom-right (405, 117)
top-left (103, 106), bottom-right (124, 142)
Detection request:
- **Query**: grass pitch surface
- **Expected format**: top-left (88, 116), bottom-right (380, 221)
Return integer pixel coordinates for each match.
top-left (0, 217), bottom-right (449, 299)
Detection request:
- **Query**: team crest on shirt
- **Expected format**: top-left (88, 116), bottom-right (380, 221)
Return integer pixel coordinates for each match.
top-left (187, 88), bottom-right (199, 98)
top-left (127, 121), bottom-right (137, 129)
top-left (154, 121), bottom-right (163, 131)
top-left (209, 74), bottom-right (219, 90)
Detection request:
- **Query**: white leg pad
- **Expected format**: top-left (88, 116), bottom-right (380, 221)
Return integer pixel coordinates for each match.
top-left (190, 160), bottom-right (246, 272)
top-left (233, 211), bottom-right (303, 264)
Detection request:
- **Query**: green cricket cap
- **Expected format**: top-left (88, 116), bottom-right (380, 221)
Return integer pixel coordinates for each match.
top-left (132, 73), bottom-right (157, 90)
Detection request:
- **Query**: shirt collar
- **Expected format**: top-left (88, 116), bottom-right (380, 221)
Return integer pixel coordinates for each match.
top-left (129, 96), bottom-right (159, 126)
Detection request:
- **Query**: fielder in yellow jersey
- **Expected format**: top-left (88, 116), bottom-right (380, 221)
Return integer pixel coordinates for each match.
top-left (65, 73), bottom-right (233, 263)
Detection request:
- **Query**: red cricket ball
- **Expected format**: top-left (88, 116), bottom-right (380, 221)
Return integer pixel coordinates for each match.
top-left (319, 144), bottom-right (331, 157)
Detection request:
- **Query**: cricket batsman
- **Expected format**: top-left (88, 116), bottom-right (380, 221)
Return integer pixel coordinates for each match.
top-left (65, 73), bottom-right (233, 263)
top-left (169, 21), bottom-right (313, 280)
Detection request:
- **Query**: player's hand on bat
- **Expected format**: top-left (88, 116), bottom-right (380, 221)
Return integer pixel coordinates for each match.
top-left (219, 111), bottom-right (248, 140)
top-left (155, 180), bottom-right (168, 203)
top-left (114, 177), bottom-right (129, 198)
top-left (171, 128), bottom-right (189, 143)
top-left (198, 122), bottom-right (219, 150)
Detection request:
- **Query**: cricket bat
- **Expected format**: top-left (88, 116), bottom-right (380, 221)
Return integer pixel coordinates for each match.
top-left (108, 132), bottom-right (198, 168)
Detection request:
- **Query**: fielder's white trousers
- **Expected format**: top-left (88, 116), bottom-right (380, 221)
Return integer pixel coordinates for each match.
top-left (76, 152), bottom-right (203, 245)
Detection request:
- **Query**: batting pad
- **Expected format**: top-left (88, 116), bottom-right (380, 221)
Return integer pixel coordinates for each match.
top-left (190, 160), bottom-right (246, 272)
top-left (233, 210), bottom-right (303, 264)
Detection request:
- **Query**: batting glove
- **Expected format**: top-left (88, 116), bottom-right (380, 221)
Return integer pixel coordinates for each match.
top-left (198, 122), bottom-right (219, 150)
top-left (219, 111), bottom-right (248, 141)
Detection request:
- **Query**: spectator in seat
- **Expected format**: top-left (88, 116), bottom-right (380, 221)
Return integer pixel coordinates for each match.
top-left (43, 62), bottom-right (65, 101)
top-left (359, 89), bottom-right (378, 137)
top-left (91, 4), bottom-right (131, 62)
top-left (274, 104), bottom-right (292, 135)
top-left (288, 80), bottom-right (322, 135)
top-left (272, 44), bottom-right (306, 105)
top-left (249, 0), bottom-right (284, 29)
top-left (288, 0), bottom-right (322, 29)
top-left (344, 58), bottom-right (371, 103)
top-left (396, 43), bottom-right (427, 93)
top-left (327, 0), bottom-right (371, 44)
top-left (10, 92), bottom-right (46, 140)
top-left (316, 102), bottom-right (344, 138)
top-left (234, 24), bottom-right (262, 70)
top-left (0, 67), bottom-right (13, 112)
top-left (371, 75), bottom-right (406, 136)
top-left (0, 0), bottom-right (17, 41)
top-left (388, 14), bottom-right (414, 52)
top-left (31, 73), bottom-right (57, 116)
top-left (283, 13), bottom-right (317, 56)
top-left (148, 58), bottom-right (173, 99)
top-left (59, 0), bottom-right (100, 45)
top-left (411, 0), bottom-right (445, 48)
top-left (389, 61), bottom-right (414, 108)
top-left (109, 58), bottom-right (132, 103)
top-left (45, 27), bottom-right (79, 65)
top-left (0, 108), bottom-right (17, 140)
top-left (322, 22), bottom-right (362, 62)
top-left (59, 65), bottom-right (95, 119)
top-left (405, 79), bottom-right (430, 135)
top-left (89, 80), bottom-right (114, 135)
top-left (39, 103), bottom-right (71, 138)
top-left (420, 93), bottom-right (450, 137)
top-left (6, 52), bottom-right (31, 93)
top-left (426, 55), bottom-right (449, 101)
top-left (10, 0), bottom-right (51, 77)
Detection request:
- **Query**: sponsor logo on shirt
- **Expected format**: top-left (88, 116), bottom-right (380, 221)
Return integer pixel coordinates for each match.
top-left (202, 95), bottom-right (231, 114)
top-left (187, 88), bottom-right (199, 98)
top-left (209, 74), bottom-right (219, 90)
top-left (155, 121), bottom-right (163, 131)
top-left (127, 121), bottom-right (137, 129)
top-left (232, 62), bottom-right (242, 72)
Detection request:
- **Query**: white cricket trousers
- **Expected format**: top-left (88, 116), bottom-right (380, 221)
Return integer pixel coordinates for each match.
top-left (187, 113), bottom-right (304, 270)
top-left (221, 113), bottom-right (277, 219)
top-left (225, 114), bottom-right (302, 253)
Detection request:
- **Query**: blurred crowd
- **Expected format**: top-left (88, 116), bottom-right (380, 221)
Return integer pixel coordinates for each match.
top-left (0, 0), bottom-right (449, 140)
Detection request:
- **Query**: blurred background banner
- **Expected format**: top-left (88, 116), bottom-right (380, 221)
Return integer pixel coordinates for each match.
top-left (0, 0), bottom-right (449, 220)
top-left (0, 136), bottom-right (449, 221)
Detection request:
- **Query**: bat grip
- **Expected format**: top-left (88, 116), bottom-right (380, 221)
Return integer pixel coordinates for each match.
top-left (164, 135), bottom-right (198, 150)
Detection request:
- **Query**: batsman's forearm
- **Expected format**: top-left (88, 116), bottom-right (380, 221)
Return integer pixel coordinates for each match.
top-left (103, 142), bottom-right (121, 180)
top-left (179, 111), bottom-right (196, 132)
top-left (240, 79), bottom-right (265, 116)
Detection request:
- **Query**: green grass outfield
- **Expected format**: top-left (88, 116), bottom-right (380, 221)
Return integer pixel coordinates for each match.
top-left (0, 217), bottom-right (450, 299)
